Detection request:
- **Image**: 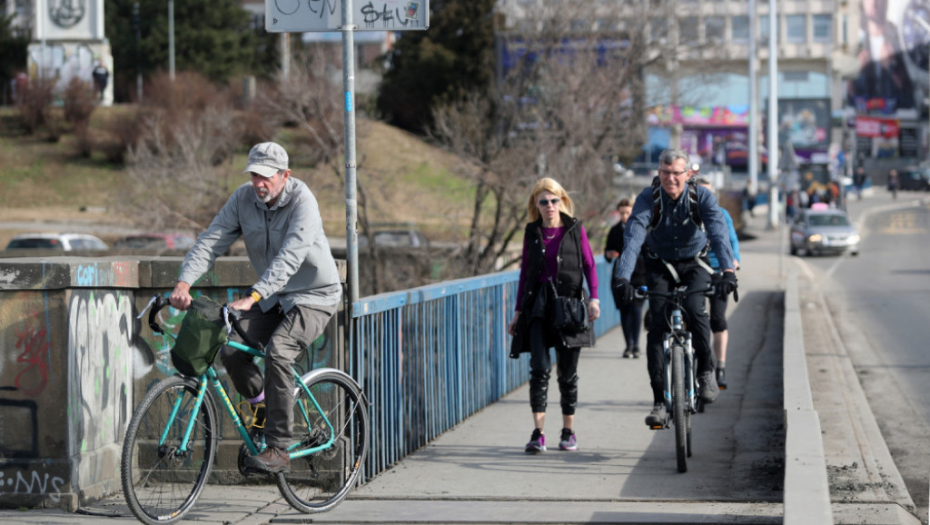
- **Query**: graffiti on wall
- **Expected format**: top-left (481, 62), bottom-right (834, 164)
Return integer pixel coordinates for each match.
top-left (0, 294), bottom-right (53, 462)
top-left (0, 469), bottom-right (66, 504)
top-left (67, 290), bottom-right (132, 491)
top-left (13, 311), bottom-right (51, 397)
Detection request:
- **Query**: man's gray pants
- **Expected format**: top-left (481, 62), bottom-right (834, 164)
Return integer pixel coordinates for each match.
top-left (219, 302), bottom-right (337, 450)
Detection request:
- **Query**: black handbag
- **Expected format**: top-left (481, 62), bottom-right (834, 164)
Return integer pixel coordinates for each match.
top-left (552, 293), bottom-right (588, 333)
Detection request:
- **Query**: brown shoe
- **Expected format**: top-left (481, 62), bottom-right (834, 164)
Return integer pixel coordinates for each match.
top-left (244, 446), bottom-right (290, 474)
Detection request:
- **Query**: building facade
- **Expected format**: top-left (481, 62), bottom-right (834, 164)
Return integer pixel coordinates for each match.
top-left (498, 0), bottom-right (928, 174)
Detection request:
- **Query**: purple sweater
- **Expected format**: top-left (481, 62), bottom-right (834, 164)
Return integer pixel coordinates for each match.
top-left (515, 224), bottom-right (598, 311)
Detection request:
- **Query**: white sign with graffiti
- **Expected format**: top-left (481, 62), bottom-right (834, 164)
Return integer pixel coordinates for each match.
top-left (266, 0), bottom-right (429, 33)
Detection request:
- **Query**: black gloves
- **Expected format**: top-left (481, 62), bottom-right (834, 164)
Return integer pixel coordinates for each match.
top-left (613, 277), bottom-right (634, 306)
top-left (716, 271), bottom-right (738, 300)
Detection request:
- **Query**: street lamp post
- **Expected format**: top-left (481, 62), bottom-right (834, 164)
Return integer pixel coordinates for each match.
top-left (168, 0), bottom-right (175, 80)
top-left (766, 0), bottom-right (778, 230)
top-left (133, 2), bottom-right (142, 102)
top-left (749, 0), bottom-right (759, 199)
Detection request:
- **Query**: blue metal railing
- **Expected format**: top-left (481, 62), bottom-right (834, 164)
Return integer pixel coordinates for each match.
top-left (350, 257), bottom-right (620, 479)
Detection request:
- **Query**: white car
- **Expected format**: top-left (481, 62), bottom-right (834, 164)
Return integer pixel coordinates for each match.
top-left (5, 233), bottom-right (109, 251)
top-left (789, 209), bottom-right (859, 257)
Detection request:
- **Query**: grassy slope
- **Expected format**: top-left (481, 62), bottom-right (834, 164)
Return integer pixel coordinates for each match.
top-left (0, 107), bottom-right (479, 247)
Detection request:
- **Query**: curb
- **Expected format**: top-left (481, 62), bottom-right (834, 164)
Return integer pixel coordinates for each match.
top-left (783, 267), bottom-right (833, 525)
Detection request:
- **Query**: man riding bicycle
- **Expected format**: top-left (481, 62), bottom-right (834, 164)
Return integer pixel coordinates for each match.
top-left (613, 149), bottom-right (737, 427)
top-left (169, 142), bottom-right (342, 474)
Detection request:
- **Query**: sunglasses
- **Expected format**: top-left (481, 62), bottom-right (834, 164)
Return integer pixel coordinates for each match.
top-left (538, 198), bottom-right (561, 207)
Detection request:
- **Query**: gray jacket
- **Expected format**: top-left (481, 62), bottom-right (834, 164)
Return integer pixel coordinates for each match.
top-left (178, 177), bottom-right (342, 312)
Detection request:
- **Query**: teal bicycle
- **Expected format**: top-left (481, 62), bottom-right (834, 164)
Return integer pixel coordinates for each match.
top-left (120, 296), bottom-right (369, 525)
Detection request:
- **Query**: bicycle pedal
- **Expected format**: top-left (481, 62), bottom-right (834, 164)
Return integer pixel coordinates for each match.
top-left (649, 424), bottom-right (664, 430)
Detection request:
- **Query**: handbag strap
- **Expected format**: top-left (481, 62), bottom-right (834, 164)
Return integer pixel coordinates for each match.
top-left (540, 242), bottom-right (561, 298)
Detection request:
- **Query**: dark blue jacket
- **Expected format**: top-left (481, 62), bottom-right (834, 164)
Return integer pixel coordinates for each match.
top-left (615, 184), bottom-right (735, 280)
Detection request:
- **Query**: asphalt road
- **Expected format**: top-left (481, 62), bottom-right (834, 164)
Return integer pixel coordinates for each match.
top-left (794, 191), bottom-right (930, 525)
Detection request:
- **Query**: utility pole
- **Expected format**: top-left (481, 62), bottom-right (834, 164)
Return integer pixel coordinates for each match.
top-left (766, 0), bottom-right (778, 230)
top-left (748, 0), bottom-right (759, 199)
top-left (342, 0), bottom-right (358, 305)
top-left (168, 0), bottom-right (175, 80)
top-left (133, 2), bottom-right (142, 102)
top-left (669, 5), bottom-right (681, 149)
top-left (280, 34), bottom-right (290, 81)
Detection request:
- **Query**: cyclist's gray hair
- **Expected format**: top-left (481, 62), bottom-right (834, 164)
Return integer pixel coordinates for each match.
top-left (659, 149), bottom-right (690, 166)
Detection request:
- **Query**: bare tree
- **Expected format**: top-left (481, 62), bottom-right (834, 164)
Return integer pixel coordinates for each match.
top-left (117, 72), bottom-right (243, 232)
top-left (431, 5), bottom-right (651, 275)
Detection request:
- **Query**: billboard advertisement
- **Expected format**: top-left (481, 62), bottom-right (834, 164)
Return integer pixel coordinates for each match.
top-left (777, 99), bottom-right (830, 150)
top-left (646, 105), bottom-right (750, 127)
top-left (846, 0), bottom-right (930, 118)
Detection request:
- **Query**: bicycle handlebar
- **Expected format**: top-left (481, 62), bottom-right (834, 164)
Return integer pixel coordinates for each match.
top-left (147, 296), bottom-right (171, 334)
top-left (634, 285), bottom-right (715, 301)
top-left (145, 295), bottom-right (265, 352)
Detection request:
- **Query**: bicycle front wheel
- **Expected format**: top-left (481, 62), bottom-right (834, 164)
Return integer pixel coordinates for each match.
top-left (671, 345), bottom-right (688, 473)
top-left (121, 375), bottom-right (218, 525)
top-left (277, 369), bottom-right (369, 513)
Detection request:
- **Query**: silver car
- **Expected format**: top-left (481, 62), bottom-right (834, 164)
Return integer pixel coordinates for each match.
top-left (789, 208), bottom-right (860, 257)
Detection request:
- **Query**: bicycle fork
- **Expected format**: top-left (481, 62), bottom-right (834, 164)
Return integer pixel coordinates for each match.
top-left (662, 308), bottom-right (697, 422)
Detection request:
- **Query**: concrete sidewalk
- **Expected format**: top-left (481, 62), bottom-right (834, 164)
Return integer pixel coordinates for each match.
top-left (0, 197), bottom-right (916, 525)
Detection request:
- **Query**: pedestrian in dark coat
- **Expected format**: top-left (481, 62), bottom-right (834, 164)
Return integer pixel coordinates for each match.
top-left (508, 177), bottom-right (599, 454)
top-left (605, 198), bottom-right (646, 358)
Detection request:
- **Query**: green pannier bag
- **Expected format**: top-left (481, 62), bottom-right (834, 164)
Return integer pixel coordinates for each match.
top-left (170, 296), bottom-right (229, 377)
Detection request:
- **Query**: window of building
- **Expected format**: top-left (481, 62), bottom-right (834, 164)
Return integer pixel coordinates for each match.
top-left (517, 20), bottom-right (536, 33)
top-left (732, 15), bottom-right (750, 42)
top-left (570, 19), bottom-right (589, 32)
top-left (813, 14), bottom-right (831, 42)
top-left (705, 16), bottom-right (725, 42)
top-left (786, 14), bottom-right (806, 43)
top-left (650, 17), bottom-right (668, 42)
top-left (759, 15), bottom-right (770, 44)
top-left (597, 19), bottom-right (617, 32)
top-left (680, 17), bottom-right (699, 43)
top-left (760, 71), bottom-right (829, 99)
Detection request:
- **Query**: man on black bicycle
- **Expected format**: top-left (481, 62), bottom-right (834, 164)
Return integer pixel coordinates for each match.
top-left (613, 149), bottom-right (737, 427)
top-left (169, 142), bottom-right (342, 474)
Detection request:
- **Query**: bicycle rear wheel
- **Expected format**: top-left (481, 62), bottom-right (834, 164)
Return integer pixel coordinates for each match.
top-left (671, 345), bottom-right (688, 473)
top-left (276, 369), bottom-right (369, 513)
top-left (121, 375), bottom-right (217, 525)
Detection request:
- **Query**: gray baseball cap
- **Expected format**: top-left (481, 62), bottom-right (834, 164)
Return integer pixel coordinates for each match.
top-left (244, 142), bottom-right (288, 178)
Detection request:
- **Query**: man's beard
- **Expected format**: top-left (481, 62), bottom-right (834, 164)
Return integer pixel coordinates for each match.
top-left (255, 187), bottom-right (276, 204)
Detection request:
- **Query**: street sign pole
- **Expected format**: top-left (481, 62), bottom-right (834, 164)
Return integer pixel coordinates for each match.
top-left (342, 1), bottom-right (360, 307)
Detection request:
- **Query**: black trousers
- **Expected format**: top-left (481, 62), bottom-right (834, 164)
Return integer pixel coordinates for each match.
top-left (644, 257), bottom-right (715, 404)
top-left (528, 319), bottom-right (581, 415)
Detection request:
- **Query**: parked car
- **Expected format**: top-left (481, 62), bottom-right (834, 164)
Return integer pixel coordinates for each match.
top-left (358, 230), bottom-right (430, 249)
top-left (789, 209), bottom-right (859, 257)
top-left (5, 233), bottom-right (109, 251)
top-left (895, 167), bottom-right (930, 191)
top-left (357, 223), bottom-right (429, 249)
top-left (113, 233), bottom-right (197, 251)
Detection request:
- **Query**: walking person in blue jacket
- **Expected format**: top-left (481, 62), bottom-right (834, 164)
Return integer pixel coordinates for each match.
top-left (695, 177), bottom-right (741, 390)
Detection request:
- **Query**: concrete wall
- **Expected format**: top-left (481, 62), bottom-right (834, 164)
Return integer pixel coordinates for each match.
top-left (0, 257), bottom-right (345, 510)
